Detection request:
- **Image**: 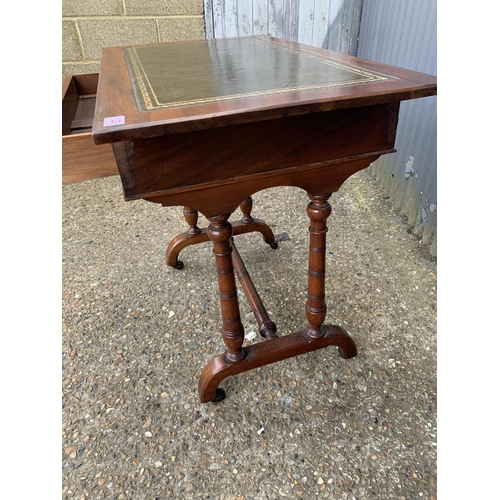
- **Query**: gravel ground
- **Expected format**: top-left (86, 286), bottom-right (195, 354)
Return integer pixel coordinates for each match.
top-left (62, 171), bottom-right (437, 500)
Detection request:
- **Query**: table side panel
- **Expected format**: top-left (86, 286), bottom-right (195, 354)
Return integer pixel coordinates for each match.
top-left (141, 153), bottom-right (389, 217)
top-left (113, 103), bottom-right (398, 200)
top-left (62, 76), bottom-right (80, 136)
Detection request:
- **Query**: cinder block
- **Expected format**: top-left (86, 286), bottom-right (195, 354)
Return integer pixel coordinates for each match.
top-left (125, 0), bottom-right (203, 16)
top-left (62, 0), bottom-right (123, 17)
top-left (78, 19), bottom-right (158, 60)
top-left (157, 17), bottom-right (205, 43)
top-left (63, 21), bottom-right (83, 61)
top-left (62, 62), bottom-right (101, 80)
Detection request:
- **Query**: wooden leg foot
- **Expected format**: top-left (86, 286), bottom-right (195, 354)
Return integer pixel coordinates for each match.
top-left (331, 329), bottom-right (357, 359)
top-left (166, 207), bottom-right (207, 268)
top-left (211, 387), bottom-right (226, 403)
top-left (234, 219), bottom-right (276, 247)
top-left (166, 229), bottom-right (209, 268)
top-left (166, 220), bottom-right (277, 269)
top-left (198, 325), bottom-right (357, 403)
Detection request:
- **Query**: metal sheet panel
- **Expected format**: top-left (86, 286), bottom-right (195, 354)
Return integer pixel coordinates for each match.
top-left (202, 0), bottom-right (436, 256)
top-left (357, 0), bottom-right (437, 254)
top-left (204, 0), bottom-right (364, 55)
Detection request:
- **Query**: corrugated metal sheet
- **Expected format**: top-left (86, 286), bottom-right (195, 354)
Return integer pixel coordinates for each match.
top-left (357, 0), bottom-right (437, 254)
top-left (204, 0), bottom-right (364, 55)
top-left (202, 0), bottom-right (437, 254)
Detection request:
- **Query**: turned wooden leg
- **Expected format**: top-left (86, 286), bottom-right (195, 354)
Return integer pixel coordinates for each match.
top-left (239, 196), bottom-right (278, 248)
top-left (183, 206), bottom-right (201, 236)
top-left (207, 215), bottom-right (246, 365)
top-left (305, 193), bottom-right (332, 340)
top-left (239, 197), bottom-right (254, 224)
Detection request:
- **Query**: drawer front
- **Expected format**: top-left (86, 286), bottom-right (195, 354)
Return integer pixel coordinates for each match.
top-left (62, 133), bottom-right (117, 185)
top-left (62, 73), bottom-right (117, 185)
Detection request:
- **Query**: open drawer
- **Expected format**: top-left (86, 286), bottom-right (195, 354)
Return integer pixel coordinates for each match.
top-left (62, 73), bottom-right (118, 185)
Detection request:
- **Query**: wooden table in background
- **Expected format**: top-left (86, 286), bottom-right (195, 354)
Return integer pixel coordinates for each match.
top-left (88, 36), bottom-right (437, 403)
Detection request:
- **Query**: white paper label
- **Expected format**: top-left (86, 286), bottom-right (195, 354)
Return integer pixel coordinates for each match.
top-left (103, 116), bottom-right (125, 126)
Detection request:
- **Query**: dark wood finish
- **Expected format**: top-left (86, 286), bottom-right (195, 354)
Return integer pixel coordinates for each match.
top-left (92, 36), bottom-right (437, 402)
top-left (206, 216), bottom-right (246, 364)
top-left (62, 75), bottom-right (80, 137)
top-left (198, 191), bottom-right (350, 401)
top-left (231, 240), bottom-right (278, 340)
top-left (112, 103), bottom-right (396, 202)
top-left (70, 96), bottom-right (97, 131)
top-left (93, 36), bottom-right (436, 144)
top-left (62, 73), bottom-right (117, 185)
top-left (198, 325), bottom-right (357, 403)
top-left (165, 218), bottom-right (276, 268)
top-left (305, 193), bottom-right (332, 340)
top-left (239, 198), bottom-right (254, 225)
top-left (183, 207), bottom-right (201, 236)
top-left (165, 197), bottom-right (275, 269)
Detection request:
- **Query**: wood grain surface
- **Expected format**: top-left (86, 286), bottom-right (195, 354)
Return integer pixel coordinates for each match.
top-left (92, 36), bottom-right (437, 144)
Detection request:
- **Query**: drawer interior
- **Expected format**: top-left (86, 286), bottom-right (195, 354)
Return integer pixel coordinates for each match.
top-left (62, 73), bottom-right (99, 136)
top-left (62, 72), bottom-right (118, 185)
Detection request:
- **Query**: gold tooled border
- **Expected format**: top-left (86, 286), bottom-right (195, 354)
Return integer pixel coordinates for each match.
top-left (125, 38), bottom-right (397, 111)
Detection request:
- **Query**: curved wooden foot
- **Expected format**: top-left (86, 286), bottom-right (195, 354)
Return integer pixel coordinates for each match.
top-left (198, 324), bottom-right (357, 403)
top-left (239, 197), bottom-right (276, 247)
top-left (166, 228), bottom-right (209, 268)
top-left (166, 220), bottom-right (277, 268)
top-left (238, 218), bottom-right (276, 246)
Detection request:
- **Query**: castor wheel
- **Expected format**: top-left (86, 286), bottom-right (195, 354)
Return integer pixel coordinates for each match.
top-left (172, 260), bottom-right (184, 270)
top-left (270, 242), bottom-right (278, 250)
top-left (211, 388), bottom-right (226, 402)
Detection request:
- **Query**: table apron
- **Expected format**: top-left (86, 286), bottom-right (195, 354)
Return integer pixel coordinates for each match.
top-left (112, 102), bottom-right (400, 214)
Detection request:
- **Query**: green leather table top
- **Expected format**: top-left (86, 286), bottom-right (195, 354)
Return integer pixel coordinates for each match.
top-left (124, 37), bottom-right (396, 112)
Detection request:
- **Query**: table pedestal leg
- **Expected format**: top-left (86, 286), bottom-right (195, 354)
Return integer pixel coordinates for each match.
top-left (305, 193), bottom-right (332, 339)
top-left (198, 194), bottom-right (357, 403)
top-left (302, 192), bottom-right (357, 357)
top-left (207, 215), bottom-right (246, 365)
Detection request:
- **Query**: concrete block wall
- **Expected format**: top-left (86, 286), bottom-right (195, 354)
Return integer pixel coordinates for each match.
top-left (62, 0), bottom-right (205, 78)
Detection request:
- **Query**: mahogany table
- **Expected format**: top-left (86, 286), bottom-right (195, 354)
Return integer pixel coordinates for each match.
top-left (92, 36), bottom-right (437, 403)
